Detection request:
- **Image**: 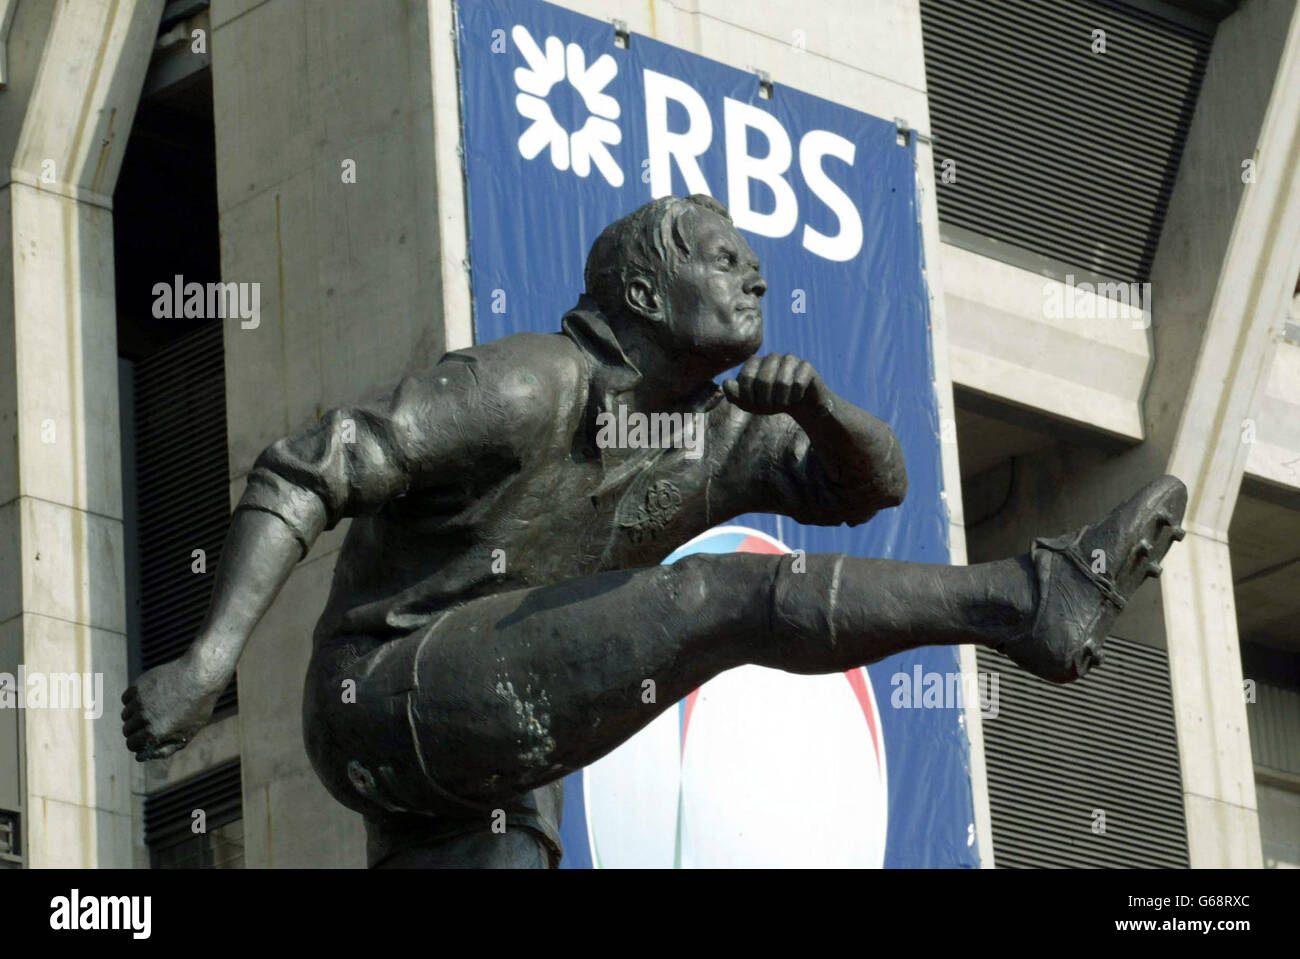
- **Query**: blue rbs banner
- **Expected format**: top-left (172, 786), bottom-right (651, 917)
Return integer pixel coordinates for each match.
top-left (458, 0), bottom-right (979, 867)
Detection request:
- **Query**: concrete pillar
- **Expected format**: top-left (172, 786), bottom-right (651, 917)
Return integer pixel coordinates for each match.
top-left (210, 0), bottom-right (451, 867)
top-left (0, 0), bottom-right (163, 866)
top-left (1159, 1), bottom-right (1300, 868)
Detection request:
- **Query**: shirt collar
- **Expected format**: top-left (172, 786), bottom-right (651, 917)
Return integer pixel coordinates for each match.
top-left (560, 294), bottom-right (643, 404)
top-left (559, 295), bottom-right (725, 425)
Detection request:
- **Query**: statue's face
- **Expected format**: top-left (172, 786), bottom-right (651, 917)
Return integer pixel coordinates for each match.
top-left (659, 210), bottom-right (766, 370)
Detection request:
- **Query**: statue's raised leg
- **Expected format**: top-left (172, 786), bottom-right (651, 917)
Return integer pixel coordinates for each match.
top-left (305, 476), bottom-right (1184, 826)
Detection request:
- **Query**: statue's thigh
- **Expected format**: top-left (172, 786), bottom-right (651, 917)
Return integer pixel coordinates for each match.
top-left (305, 620), bottom-right (559, 867)
top-left (304, 608), bottom-right (542, 813)
top-left (304, 626), bottom-right (467, 817)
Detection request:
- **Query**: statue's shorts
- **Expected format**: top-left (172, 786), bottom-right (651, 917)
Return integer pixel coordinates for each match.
top-left (302, 627), bottom-right (564, 869)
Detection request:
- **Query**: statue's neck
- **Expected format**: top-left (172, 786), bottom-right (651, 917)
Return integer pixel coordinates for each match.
top-left (613, 326), bottom-right (716, 413)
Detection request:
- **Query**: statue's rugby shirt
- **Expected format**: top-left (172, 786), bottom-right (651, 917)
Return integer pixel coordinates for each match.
top-left (238, 295), bottom-right (884, 645)
top-left (235, 295), bottom-right (885, 861)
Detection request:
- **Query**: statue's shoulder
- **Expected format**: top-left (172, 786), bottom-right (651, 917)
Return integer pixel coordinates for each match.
top-left (421, 331), bottom-right (587, 417)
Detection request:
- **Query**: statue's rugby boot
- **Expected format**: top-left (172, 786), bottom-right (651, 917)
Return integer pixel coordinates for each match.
top-left (999, 475), bottom-right (1187, 683)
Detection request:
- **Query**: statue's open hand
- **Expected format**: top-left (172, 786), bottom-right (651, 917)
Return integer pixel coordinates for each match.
top-left (723, 354), bottom-right (826, 416)
top-left (121, 654), bottom-right (219, 762)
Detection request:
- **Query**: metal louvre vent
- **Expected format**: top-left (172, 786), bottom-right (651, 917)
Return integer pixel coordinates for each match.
top-left (144, 760), bottom-right (243, 868)
top-left (977, 636), bottom-right (1189, 867)
top-left (133, 321), bottom-right (236, 713)
top-left (1247, 680), bottom-right (1300, 777)
top-left (920, 0), bottom-right (1213, 282)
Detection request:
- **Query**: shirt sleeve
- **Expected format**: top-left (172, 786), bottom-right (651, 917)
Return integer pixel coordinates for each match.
top-left (235, 355), bottom-right (517, 556)
top-left (741, 411), bottom-right (886, 528)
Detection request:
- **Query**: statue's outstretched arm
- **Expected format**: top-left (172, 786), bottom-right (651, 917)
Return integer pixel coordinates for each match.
top-left (121, 357), bottom-right (541, 761)
top-left (121, 509), bottom-right (304, 761)
top-left (120, 396), bottom-right (382, 762)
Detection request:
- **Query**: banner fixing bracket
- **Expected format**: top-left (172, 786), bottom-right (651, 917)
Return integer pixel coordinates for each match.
top-left (894, 118), bottom-right (938, 147)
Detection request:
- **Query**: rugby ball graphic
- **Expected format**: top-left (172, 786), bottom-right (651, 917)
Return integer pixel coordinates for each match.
top-left (572, 525), bottom-right (888, 868)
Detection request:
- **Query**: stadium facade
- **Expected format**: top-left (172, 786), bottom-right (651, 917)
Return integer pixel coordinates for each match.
top-left (0, 0), bottom-right (1297, 868)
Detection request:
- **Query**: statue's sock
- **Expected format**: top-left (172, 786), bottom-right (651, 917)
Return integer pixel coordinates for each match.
top-left (767, 552), bottom-right (1037, 672)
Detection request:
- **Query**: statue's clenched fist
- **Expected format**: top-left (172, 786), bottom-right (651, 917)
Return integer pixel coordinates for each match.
top-left (121, 652), bottom-right (220, 762)
top-left (723, 353), bottom-right (828, 416)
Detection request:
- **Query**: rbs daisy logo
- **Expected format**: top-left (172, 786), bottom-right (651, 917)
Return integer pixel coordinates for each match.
top-left (503, 22), bottom-right (866, 263)
top-left (512, 25), bottom-right (624, 187)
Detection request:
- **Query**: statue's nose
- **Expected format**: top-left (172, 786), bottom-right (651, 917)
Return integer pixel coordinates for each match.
top-left (746, 273), bottom-right (767, 298)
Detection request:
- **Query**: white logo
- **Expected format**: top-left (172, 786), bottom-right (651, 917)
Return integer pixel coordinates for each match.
top-left (512, 25), bottom-right (623, 187)
top-left (50, 890), bottom-right (151, 939)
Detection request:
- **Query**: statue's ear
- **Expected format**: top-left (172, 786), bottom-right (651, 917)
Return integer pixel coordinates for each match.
top-left (625, 277), bottom-right (662, 322)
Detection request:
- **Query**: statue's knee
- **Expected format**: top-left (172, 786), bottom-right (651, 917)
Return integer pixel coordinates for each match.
top-left (663, 552), bottom-right (719, 606)
top-left (663, 551), bottom-right (775, 625)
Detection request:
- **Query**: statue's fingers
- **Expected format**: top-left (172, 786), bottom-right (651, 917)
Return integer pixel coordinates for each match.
top-left (789, 360), bottom-right (818, 407)
top-left (756, 354), bottom-right (783, 405)
top-left (794, 359), bottom-right (816, 388)
top-left (123, 714), bottom-right (147, 736)
top-left (773, 355), bottom-right (802, 407)
top-left (126, 729), bottom-right (155, 753)
top-left (121, 685), bottom-right (138, 705)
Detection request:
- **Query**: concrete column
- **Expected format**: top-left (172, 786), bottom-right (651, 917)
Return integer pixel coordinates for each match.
top-left (210, 0), bottom-right (450, 867)
top-left (429, 0), bottom-right (473, 352)
top-left (0, 0), bottom-right (163, 866)
top-left (1160, 2), bottom-right (1300, 868)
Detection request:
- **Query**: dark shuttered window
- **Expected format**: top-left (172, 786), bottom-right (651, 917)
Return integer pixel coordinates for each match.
top-left (977, 636), bottom-right (1189, 867)
top-left (130, 322), bottom-right (236, 714)
top-left (920, 0), bottom-right (1215, 283)
top-left (144, 760), bottom-right (244, 869)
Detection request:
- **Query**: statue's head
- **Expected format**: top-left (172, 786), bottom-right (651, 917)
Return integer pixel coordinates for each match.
top-left (585, 194), bottom-right (766, 374)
